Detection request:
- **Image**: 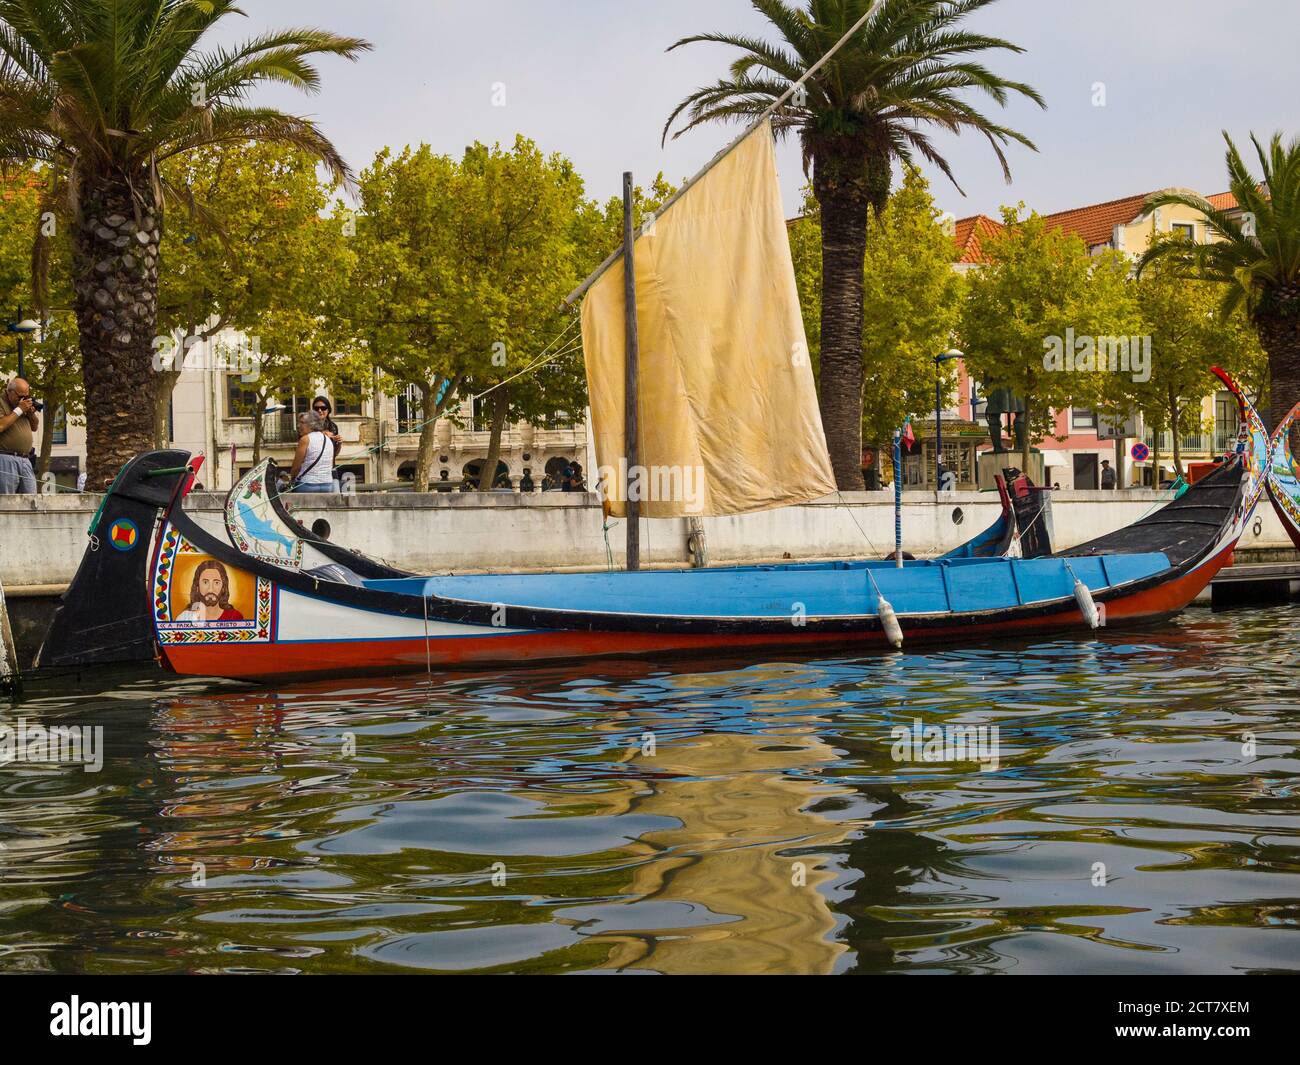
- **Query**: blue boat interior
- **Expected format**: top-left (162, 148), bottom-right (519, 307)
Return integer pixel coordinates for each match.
top-left (362, 551), bottom-right (1172, 618)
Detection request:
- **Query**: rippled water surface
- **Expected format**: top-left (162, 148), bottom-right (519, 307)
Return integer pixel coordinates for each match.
top-left (3, 606), bottom-right (1299, 974)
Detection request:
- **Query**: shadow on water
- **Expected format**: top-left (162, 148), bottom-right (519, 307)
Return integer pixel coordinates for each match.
top-left (1, 607), bottom-right (1298, 974)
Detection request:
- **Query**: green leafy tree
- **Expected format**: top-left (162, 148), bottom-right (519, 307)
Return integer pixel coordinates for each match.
top-left (0, 0), bottom-right (370, 483)
top-left (961, 208), bottom-right (1139, 470)
top-left (452, 138), bottom-right (591, 491)
top-left (1, 168), bottom-right (83, 481)
top-left (158, 143), bottom-right (363, 462)
top-left (664, 0), bottom-right (1042, 490)
top-left (244, 210), bottom-right (364, 465)
top-left (351, 145), bottom-right (462, 491)
top-left (1112, 263), bottom-right (1266, 478)
top-left (1139, 132), bottom-right (1300, 437)
top-left (353, 139), bottom-right (600, 491)
top-left (155, 142), bottom-right (346, 449)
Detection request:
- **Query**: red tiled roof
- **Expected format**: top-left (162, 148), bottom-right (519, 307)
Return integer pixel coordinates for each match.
top-left (953, 214), bottom-right (1003, 264)
top-left (952, 188), bottom-right (1237, 259)
top-left (1040, 192), bottom-right (1151, 249)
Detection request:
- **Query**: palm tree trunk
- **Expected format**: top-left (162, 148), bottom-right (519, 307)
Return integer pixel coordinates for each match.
top-left (71, 178), bottom-right (161, 487)
top-left (1256, 304), bottom-right (1300, 446)
top-left (477, 386), bottom-right (509, 491)
top-left (812, 142), bottom-right (884, 492)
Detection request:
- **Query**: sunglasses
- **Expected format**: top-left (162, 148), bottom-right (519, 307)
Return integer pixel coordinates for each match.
top-left (313, 406), bottom-right (329, 413)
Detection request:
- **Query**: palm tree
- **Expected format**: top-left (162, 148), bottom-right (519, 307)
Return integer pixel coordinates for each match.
top-left (0, 0), bottom-right (369, 483)
top-left (664, 0), bottom-right (1042, 490)
top-left (1139, 132), bottom-right (1300, 436)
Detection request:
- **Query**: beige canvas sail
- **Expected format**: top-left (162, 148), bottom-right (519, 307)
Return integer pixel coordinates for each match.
top-left (581, 120), bottom-right (835, 518)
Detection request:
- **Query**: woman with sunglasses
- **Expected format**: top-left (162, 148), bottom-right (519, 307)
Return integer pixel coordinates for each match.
top-left (312, 396), bottom-right (344, 491)
top-left (311, 397), bottom-right (342, 457)
top-left (288, 411), bottom-right (336, 493)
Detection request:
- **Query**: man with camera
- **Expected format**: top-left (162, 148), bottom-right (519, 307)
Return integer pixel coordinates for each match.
top-left (0, 377), bottom-right (39, 494)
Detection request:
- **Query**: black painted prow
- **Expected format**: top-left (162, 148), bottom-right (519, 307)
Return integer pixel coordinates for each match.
top-left (38, 450), bottom-right (195, 668)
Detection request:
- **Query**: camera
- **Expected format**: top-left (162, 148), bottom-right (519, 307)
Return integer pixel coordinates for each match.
top-left (29, 399), bottom-right (44, 413)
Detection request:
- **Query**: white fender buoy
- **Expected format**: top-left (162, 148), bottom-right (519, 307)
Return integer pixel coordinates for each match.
top-left (1066, 563), bottom-right (1100, 629)
top-left (866, 570), bottom-right (904, 649)
top-left (877, 595), bottom-right (904, 649)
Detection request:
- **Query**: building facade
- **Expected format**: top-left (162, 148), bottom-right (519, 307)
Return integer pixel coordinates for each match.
top-left (949, 187), bottom-right (1246, 488)
top-left (31, 348), bottom-right (590, 495)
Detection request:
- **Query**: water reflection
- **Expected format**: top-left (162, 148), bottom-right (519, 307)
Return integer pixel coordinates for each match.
top-left (1, 607), bottom-right (1299, 973)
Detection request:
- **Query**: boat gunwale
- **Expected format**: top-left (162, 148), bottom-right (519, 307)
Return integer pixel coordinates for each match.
top-left (156, 460), bottom-right (1248, 638)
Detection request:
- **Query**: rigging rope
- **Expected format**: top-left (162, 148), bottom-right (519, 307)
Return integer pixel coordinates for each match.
top-left (832, 490), bottom-right (882, 558)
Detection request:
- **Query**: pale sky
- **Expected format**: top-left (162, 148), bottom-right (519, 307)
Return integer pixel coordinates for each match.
top-left (212, 0), bottom-right (1300, 221)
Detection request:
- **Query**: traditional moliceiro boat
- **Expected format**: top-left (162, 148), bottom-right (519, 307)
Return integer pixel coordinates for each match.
top-left (36, 104), bottom-right (1269, 683)
top-left (37, 429), bottom-right (1261, 683)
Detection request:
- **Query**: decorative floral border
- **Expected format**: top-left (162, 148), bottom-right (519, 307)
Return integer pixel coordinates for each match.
top-left (224, 466), bottom-right (303, 570)
top-left (154, 525), bottom-right (273, 645)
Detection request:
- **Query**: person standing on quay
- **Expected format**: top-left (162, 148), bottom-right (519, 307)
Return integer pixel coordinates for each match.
top-left (312, 396), bottom-right (343, 489)
top-left (0, 378), bottom-right (38, 494)
top-left (1100, 459), bottom-right (1116, 490)
top-left (288, 411), bottom-right (336, 493)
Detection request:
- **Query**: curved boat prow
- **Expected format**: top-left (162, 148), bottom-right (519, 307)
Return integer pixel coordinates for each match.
top-left (224, 460), bottom-right (411, 578)
top-left (1210, 365), bottom-right (1270, 522)
top-left (1264, 398), bottom-right (1300, 549)
top-left (38, 450), bottom-right (198, 668)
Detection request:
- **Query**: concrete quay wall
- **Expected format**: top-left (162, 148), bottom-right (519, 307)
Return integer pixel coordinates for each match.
top-left (2, 488), bottom-right (1292, 589)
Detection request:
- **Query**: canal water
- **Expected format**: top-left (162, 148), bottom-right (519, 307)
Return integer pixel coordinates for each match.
top-left (2, 605), bottom-right (1298, 975)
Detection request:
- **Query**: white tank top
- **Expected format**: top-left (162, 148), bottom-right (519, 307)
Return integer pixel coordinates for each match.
top-left (298, 431), bottom-right (335, 485)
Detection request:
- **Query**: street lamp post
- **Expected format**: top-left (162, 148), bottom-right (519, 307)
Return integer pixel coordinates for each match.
top-left (6, 311), bottom-right (40, 378)
top-left (933, 348), bottom-right (963, 492)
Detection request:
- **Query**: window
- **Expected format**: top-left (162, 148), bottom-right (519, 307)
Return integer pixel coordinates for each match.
top-left (1071, 408), bottom-right (1098, 431)
top-left (226, 374), bottom-right (260, 418)
top-left (332, 393), bottom-right (364, 416)
top-left (532, 409), bottom-right (580, 429)
top-left (1171, 221), bottom-right (1196, 242)
top-left (397, 384), bottom-right (422, 434)
top-left (397, 380), bottom-right (456, 434)
top-left (335, 463), bottom-right (365, 487)
top-left (469, 394), bottom-right (491, 432)
top-left (51, 404), bottom-right (67, 445)
top-left (1214, 391), bottom-right (1240, 452)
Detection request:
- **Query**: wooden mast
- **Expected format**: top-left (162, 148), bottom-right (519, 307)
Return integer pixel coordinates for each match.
top-left (623, 172), bottom-right (641, 571)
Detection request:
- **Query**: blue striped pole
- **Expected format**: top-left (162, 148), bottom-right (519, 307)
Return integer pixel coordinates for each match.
top-left (893, 428), bottom-right (903, 567)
